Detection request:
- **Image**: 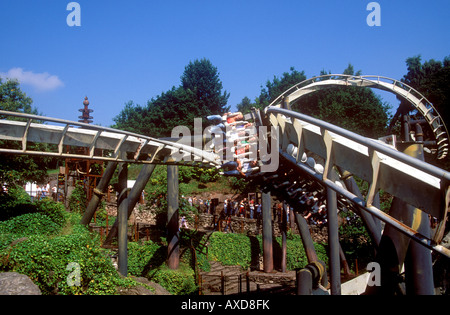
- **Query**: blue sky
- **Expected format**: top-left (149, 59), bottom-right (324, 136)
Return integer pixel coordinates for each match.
top-left (1, 0), bottom-right (449, 127)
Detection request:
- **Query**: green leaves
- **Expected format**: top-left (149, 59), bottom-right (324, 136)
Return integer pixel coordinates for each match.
top-left (0, 213), bottom-right (61, 237)
top-left (0, 193), bottom-right (134, 295)
top-left (113, 58), bottom-right (230, 138)
top-left (68, 180), bottom-right (87, 214)
top-left (208, 232), bottom-right (253, 269)
top-left (207, 232), bottom-right (328, 271)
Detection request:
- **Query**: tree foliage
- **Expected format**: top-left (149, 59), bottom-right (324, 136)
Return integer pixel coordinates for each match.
top-left (0, 79), bottom-right (38, 116)
top-left (238, 64), bottom-right (391, 138)
top-left (293, 64), bottom-right (391, 138)
top-left (0, 79), bottom-right (55, 185)
top-left (181, 59), bottom-right (230, 115)
top-left (237, 67), bottom-right (307, 114)
top-left (398, 55), bottom-right (450, 168)
top-left (399, 55), bottom-right (450, 128)
top-left (113, 58), bottom-right (230, 138)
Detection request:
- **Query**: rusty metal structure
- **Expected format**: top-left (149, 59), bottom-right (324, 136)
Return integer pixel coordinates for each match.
top-left (78, 96), bottom-right (93, 124)
top-left (0, 74), bottom-right (448, 294)
top-left (63, 96), bottom-right (103, 206)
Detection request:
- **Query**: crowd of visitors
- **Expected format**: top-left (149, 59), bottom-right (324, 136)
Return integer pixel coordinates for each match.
top-left (24, 181), bottom-right (58, 201)
top-left (222, 198), bottom-right (261, 220)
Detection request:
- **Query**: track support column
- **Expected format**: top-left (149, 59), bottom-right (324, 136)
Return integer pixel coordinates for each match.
top-left (103, 163), bottom-right (156, 246)
top-left (403, 123), bottom-right (434, 295)
top-left (262, 191), bottom-right (273, 273)
top-left (81, 161), bottom-right (118, 225)
top-left (327, 185), bottom-right (341, 295)
top-left (167, 165), bottom-right (179, 270)
top-left (117, 155), bottom-right (128, 276)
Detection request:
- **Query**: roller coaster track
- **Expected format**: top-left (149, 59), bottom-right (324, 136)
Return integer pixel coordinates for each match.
top-left (0, 111), bottom-right (221, 167)
top-left (263, 74), bottom-right (450, 250)
top-left (269, 74), bottom-right (449, 160)
top-left (264, 105), bottom-right (449, 255)
top-left (0, 73), bottom-right (449, 293)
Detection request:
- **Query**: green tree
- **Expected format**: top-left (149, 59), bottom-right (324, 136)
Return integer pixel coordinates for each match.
top-left (294, 86), bottom-right (390, 138)
top-left (256, 67), bottom-right (307, 107)
top-left (113, 59), bottom-right (230, 138)
top-left (0, 79), bottom-right (39, 117)
top-left (0, 79), bottom-right (54, 185)
top-left (236, 96), bottom-right (254, 114)
top-left (399, 55), bottom-right (450, 128)
top-left (292, 64), bottom-right (390, 138)
top-left (181, 58), bottom-right (230, 115)
top-left (397, 55), bottom-right (450, 168)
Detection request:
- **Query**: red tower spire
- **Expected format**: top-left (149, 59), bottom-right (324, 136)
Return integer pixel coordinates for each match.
top-left (78, 96), bottom-right (94, 124)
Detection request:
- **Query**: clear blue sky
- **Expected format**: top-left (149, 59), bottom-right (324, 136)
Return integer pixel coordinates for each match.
top-left (1, 0), bottom-right (449, 127)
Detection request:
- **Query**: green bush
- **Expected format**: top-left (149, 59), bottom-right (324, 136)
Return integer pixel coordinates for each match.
top-left (0, 223), bottom-right (133, 295)
top-left (127, 240), bottom-right (166, 277)
top-left (0, 185), bottom-right (36, 221)
top-left (68, 181), bottom-right (87, 214)
top-left (207, 232), bottom-right (328, 271)
top-left (0, 190), bottom-right (142, 295)
top-left (0, 213), bottom-right (61, 237)
top-left (282, 233), bottom-right (328, 270)
top-left (0, 185), bottom-right (66, 227)
top-left (208, 232), bottom-right (253, 269)
top-left (34, 198), bottom-right (66, 227)
top-left (147, 264), bottom-right (197, 295)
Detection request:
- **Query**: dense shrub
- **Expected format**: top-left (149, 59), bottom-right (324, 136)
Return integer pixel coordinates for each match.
top-left (208, 232), bottom-right (253, 269)
top-left (0, 222), bottom-right (134, 295)
top-left (127, 240), bottom-right (166, 277)
top-left (127, 238), bottom-right (199, 295)
top-left (68, 181), bottom-right (87, 214)
top-left (0, 185), bottom-right (36, 221)
top-left (0, 185), bottom-right (66, 227)
top-left (281, 233), bottom-right (328, 270)
top-left (207, 232), bottom-right (328, 271)
top-left (0, 212), bottom-right (61, 237)
top-left (147, 264), bottom-right (197, 295)
top-left (34, 198), bottom-right (66, 227)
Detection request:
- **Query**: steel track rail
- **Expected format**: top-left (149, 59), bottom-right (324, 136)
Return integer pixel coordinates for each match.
top-left (265, 106), bottom-right (450, 258)
top-left (0, 110), bottom-right (221, 167)
top-left (268, 74), bottom-right (449, 160)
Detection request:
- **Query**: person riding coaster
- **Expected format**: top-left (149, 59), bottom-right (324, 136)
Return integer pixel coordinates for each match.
top-left (220, 158), bottom-right (259, 177)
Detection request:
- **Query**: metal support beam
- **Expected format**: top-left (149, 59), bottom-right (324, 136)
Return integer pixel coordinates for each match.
top-left (367, 118), bottom-right (435, 295)
top-left (167, 165), bottom-right (179, 270)
top-left (81, 161), bottom-right (118, 225)
top-left (327, 182), bottom-right (341, 295)
top-left (281, 201), bottom-right (287, 273)
top-left (262, 191), bottom-right (273, 273)
top-left (117, 155), bottom-right (128, 276)
top-left (403, 123), bottom-right (434, 295)
top-left (294, 211), bottom-right (318, 263)
top-left (103, 163), bottom-right (156, 245)
top-left (337, 167), bottom-right (382, 248)
top-left (297, 269), bottom-right (313, 295)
